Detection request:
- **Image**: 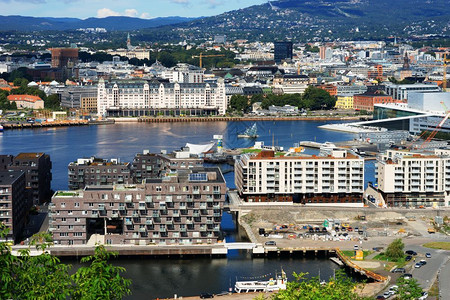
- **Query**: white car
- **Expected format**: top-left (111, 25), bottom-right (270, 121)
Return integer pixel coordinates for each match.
top-left (353, 245), bottom-right (359, 250)
top-left (389, 285), bottom-right (398, 293)
top-left (418, 291), bottom-right (428, 300)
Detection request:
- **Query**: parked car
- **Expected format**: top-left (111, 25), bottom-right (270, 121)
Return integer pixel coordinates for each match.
top-left (383, 291), bottom-right (392, 298)
top-left (405, 250), bottom-right (417, 256)
top-left (418, 291), bottom-right (428, 300)
top-left (405, 255), bottom-right (412, 261)
top-left (347, 227), bottom-right (353, 232)
top-left (353, 245), bottom-right (359, 250)
top-left (392, 268), bottom-right (406, 273)
top-left (389, 285), bottom-right (398, 292)
top-left (419, 260), bottom-right (427, 266)
top-left (200, 293), bottom-right (214, 299)
top-left (414, 263), bottom-right (422, 268)
top-left (402, 273), bottom-right (413, 279)
top-left (376, 296), bottom-right (386, 300)
top-left (426, 253), bottom-right (431, 258)
top-left (265, 241), bottom-right (276, 246)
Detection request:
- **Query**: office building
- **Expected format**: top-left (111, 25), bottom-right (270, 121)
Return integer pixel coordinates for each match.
top-left (335, 95), bottom-right (354, 109)
top-left (384, 83), bottom-right (440, 101)
top-left (0, 171), bottom-right (28, 243)
top-left (376, 149), bottom-right (450, 207)
top-left (8, 153), bottom-right (52, 205)
top-left (235, 150), bottom-right (364, 206)
top-left (274, 42), bottom-right (293, 63)
top-left (7, 95), bottom-right (44, 110)
top-left (68, 157), bottom-right (132, 190)
top-left (59, 86), bottom-right (98, 111)
top-left (50, 167), bottom-right (226, 246)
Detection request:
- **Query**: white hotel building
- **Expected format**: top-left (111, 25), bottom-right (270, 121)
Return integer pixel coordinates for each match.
top-left (97, 78), bottom-right (227, 116)
top-left (235, 150), bottom-right (365, 206)
top-left (376, 149), bottom-right (450, 208)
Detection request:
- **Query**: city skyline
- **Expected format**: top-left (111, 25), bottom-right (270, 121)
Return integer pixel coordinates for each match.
top-left (0, 0), bottom-right (266, 19)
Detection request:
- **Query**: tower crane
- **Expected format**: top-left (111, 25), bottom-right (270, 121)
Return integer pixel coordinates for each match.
top-left (191, 53), bottom-right (225, 68)
top-left (418, 101), bottom-right (450, 149)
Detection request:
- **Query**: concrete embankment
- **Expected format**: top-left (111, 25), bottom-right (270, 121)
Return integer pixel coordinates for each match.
top-left (137, 115), bottom-right (367, 123)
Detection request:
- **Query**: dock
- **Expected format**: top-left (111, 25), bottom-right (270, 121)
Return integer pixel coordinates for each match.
top-left (137, 116), bottom-right (363, 123)
top-left (1, 120), bottom-right (89, 130)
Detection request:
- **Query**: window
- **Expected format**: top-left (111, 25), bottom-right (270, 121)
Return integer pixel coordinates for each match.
top-left (60, 202), bottom-right (66, 208)
top-left (68, 225), bottom-right (74, 230)
top-left (75, 218), bottom-right (80, 222)
top-left (61, 217), bottom-right (66, 222)
top-left (74, 233), bottom-right (83, 237)
top-left (74, 202), bottom-right (80, 207)
top-left (60, 233), bottom-right (68, 237)
top-left (68, 210), bottom-right (73, 215)
top-left (88, 203), bottom-right (94, 207)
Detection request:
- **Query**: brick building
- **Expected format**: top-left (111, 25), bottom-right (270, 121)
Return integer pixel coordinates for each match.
top-left (0, 171), bottom-right (28, 243)
top-left (9, 153), bottom-right (52, 205)
top-left (50, 168), bottom-right (226, 246)
top-left (353, 92), bottom-right (396, 112)
top-left (68, 157), bottom-right (132, 190)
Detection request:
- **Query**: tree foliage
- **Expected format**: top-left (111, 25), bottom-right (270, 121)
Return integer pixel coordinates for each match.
top-left (272, 270), bottom-right (370, 300)
top-left (384, 238), bottom-right (405, 261)
top-left (0, 224), bottom-right (132, 299)
top-left (396, 277), bottom-right (423, 300)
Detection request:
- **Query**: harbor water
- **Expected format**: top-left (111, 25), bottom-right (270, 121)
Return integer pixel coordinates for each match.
top-left (0, 120), bottom-right (372, 298)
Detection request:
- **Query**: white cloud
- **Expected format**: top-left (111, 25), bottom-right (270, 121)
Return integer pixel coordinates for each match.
top-left (97, 8), bottom-right (121, 18)
top-left (96, 8), bottom-right (151, 19)
top-left (124, 9), bottom-right (138, 17)
top-left (204, 0), bottom-right (223, 8)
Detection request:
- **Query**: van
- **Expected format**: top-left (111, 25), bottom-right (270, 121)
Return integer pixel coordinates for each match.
top-left (265, 241), bottom-right (276, 246)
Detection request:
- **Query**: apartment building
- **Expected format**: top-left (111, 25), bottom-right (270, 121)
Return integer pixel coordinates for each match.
top-left (0, 171), bottom-right (28, 243)
top-left (132, 149), bottom-right (203, 184)
top-left (0, 155), bottom-right (13, 171)
top-left (97, 78), bottom-right (227, 116)
top-left (335, 94), bottom-right (354, 109)
top-left (376, 149), bottom-right (450, 207)
top-left (68, 157), bottom-right (132, 190)
top-left (235, 150), bottom-right (364, 206)
top-left (8, 153), bottom-right (52, 205)
top-left (50, 168), bottom-right (226, 246)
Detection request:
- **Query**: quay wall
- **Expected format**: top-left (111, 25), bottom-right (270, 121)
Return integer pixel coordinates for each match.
top-left (137, 116), bottom-right (366, 123)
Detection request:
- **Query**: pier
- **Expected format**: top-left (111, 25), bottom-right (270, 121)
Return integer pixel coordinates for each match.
top-left (1, 120), bottom-right (89, 130)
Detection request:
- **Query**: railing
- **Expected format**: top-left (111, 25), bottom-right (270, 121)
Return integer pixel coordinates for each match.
top-left (335, 248), bottom-right (387, 282)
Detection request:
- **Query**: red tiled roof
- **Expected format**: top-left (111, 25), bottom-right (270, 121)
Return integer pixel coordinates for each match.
top-left (7, 95), bottom-right (43, 103)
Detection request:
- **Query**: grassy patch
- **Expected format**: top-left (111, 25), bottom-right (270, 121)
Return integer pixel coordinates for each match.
top-left (373, 253), bottom-right (406, 267)
top-left (241, 148), bottom-right (262, 154)
top-left (56, 192), bottom-right (78, 197)
top-left (423, 242), bottom-right (450, 250)
top-left (429, 278), bottom-right (439, 297)
top-left (341, 250), bottom-right (373, 259)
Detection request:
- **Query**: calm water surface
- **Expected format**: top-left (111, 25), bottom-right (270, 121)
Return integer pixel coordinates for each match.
top-left (1, 120), bottom-right (371, 298)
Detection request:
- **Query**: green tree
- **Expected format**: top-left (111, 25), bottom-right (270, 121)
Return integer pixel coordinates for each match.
top-left (385, 238), bottom-right (405, 261)
top-left (45, 94), bottom-right (61, 110)
top-left (396, 277), bottom-right (423, 300)
top-left (228, 95), bottom-right (250, 113)
top-left (301, 86), bottom-right (336, 110)
top-left (272, 270), bottom-right (370, 300)
top-left (71, 245), bottom-right (131, 300)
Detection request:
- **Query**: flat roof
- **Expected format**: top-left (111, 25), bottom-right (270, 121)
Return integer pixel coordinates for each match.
top-left (14, 153), bottom-right (44, 160)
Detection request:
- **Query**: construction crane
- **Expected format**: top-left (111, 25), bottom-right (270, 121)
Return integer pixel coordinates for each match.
top-left (443, 53), bottom-right (450, 92)
top-left (191, 53), bottom-right (225, 68)
top-left (408, 101), bottom-right (449, 149)
top-left (418, 102), bottom-right (450, 149)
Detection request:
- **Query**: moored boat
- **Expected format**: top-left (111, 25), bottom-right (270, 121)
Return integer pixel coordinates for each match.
top-left (237, 123), bottom-right (258, 139)
top-left (234, 269), bottom-right (287, 293)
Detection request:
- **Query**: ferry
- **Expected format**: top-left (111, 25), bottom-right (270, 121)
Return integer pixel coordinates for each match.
top-left (234, 269), bottom-right (287, 293)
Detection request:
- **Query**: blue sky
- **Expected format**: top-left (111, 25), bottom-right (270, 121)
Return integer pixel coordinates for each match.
top-left (0, 0), bottom-right (266, 19)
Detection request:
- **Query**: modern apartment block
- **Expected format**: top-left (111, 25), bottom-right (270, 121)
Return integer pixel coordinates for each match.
top-left (0, 171), bottom-right (28, 243)
top-left (132, 149), bottom-right (203, 183)
top-left (235, 150), bottom-right (365, 206)
top-left (8, 153), bottom-right (52, 205)
top-left (68, 157), bottom-right (132, 190)
top-left (50, 168), bottom-right (226, 246)
top-left (376, 149), bottom-right (450, 207)
top-left (0, 155), bottom-right (13, 171)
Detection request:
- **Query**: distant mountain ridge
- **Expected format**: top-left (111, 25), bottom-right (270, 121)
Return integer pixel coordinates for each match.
top-left (136, 0), bottom-right (450, 42)
top-left (0, 15), bottom-right (196, 31)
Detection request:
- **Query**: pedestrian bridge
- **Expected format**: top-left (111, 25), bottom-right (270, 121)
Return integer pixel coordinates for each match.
top-left (223, 242), bottom-right (257, 250)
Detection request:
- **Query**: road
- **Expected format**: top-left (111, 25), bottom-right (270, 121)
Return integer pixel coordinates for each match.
top-left (439, 259), bottom-right (450, 300)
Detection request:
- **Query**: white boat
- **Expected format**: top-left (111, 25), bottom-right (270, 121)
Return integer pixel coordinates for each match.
top-left (238, 123), bottom-right (259, 139)
top-left (234, 270), bottom-right (287, 293)
top-left (0, 125), bottom-right (3, 132)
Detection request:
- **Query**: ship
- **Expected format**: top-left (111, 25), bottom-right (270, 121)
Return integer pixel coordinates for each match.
top-left (237, 123), bottom-right (259, 139)
top-left (0, 125), bottom-right (3, 132)
top-left (234, 269), bottom-right (287, 293)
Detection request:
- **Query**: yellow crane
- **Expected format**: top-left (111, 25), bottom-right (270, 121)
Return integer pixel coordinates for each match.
top-left (191, 53), bottom-right (225, 68)
top-left (443, 53), bottom-right (450, 92)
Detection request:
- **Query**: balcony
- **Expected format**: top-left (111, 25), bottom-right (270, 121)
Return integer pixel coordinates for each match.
top-left (213, 213), bottom-right (221, 217)
top-left (172, 212), bottom-right (180, 217)
top-left (139, 227), bottom-right (146, 233)
top-left (159, 227), bottom-right (167, 232)
top-left (118, 206), bottom-right (125, 211)
top-left (125, 219), bottom-right (132, 225)
top-left (180, 227), bottom-right (187, 232)
top-left (146, 219), bottom-right (153, 225)
top-left (193, 212), bottom-right (200, 217)
top-left (145, 196), bottom-right (153, 203)
top-left (111, 212), bottom-right (119, 218)
top-left (132, 212), bottom-right (139, 218)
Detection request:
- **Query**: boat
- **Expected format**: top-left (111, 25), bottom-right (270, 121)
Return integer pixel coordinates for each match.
top-left (238, 123), bottom-right (259, 139)
top-left (234, 269), bottom-right (287, 293)
top-left (0, 125), bottom-right (3, 132)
